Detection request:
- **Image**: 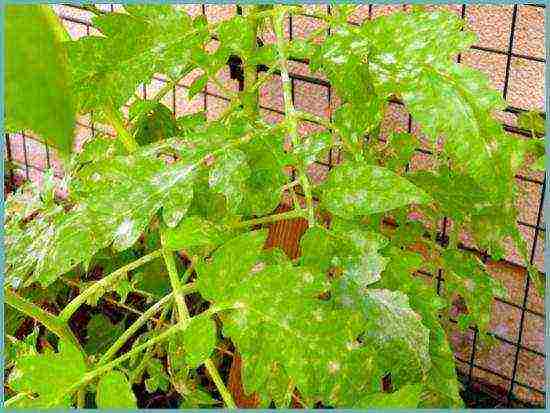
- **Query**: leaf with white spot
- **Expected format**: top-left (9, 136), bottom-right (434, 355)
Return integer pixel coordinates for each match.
top-left (300, 223), bottom-right (389, 289)
top-left (196, 231), bottom-right (377, 407)
top-left (320, 162), bottom-right (431, 218)
top-left (67, 4), bottom-right (206, 114)
top-left (5, 146), bottom-right (198, 287)
top-left (209, 149), bottom-right (251, 212)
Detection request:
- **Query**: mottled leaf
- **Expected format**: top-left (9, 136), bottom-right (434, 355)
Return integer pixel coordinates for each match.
top-left (209, 149), bottom-right (251, 212)
top-left (321, 162), bottom-right (431, 218)
top-left (67, 4), bottom-right (204, 113)
top-left (197, 231), bottom-right (375, 407)
top-left (6, 146), bottom-right (198, 287)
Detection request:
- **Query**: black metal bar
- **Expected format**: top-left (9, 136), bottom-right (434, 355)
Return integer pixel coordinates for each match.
top-left (502, 5), bottom-right (518, 100)
top-left (506, 177), bottom-right (546, 405)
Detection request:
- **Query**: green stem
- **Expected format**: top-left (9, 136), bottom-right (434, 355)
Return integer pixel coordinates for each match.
top-left (231, 209), bottom-right (306, 229)
top-left (204, 358), bottom-right (236, 407)
top-left (103, 104), bottom-right (139, 153)
top-left (160, 230), bottom-right (190, 320)
top-left (160, 230), bottom-right (236, 408)
top-left (273, 8), bottom-right (316, 227)
top-left (62, 305), bottom-right (231, 406)
top-left (98, 291), bottom-right (178, 365)
top-left (242, 6), bottom-right (260, 117)
top-left (5, 289), bottom-right (82, 352)
top-left (129, 302), bottom-right (173, 384)
top-left (58, 250), bottom-right (162, 323)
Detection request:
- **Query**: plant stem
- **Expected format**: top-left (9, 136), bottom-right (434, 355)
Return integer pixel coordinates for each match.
top-left (58, 250), bottom-right (162, 323)
top-left (98, 291), bottom-right (179, 364)
top-left (103, 104), bottom-right (139, 153)
top-left (160, 231), bottom-right (191, 321)
top-left (242, 6), bottom-right (260, 117)
top-left (62, 305), bottom-right (231, 406)
top-left (231, 208), bottom-right (306, 229)
top-left (272, 8), bottom-right (316, 227)
top-left (160, 230), bottom-right (237, 408)
top-left (4, 289), bottom-right (83, 352)
top-left (129, 302), bottom-right (173, 384)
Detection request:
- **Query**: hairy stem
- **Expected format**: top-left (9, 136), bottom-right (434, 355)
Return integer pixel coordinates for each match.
top-left (273, 8), bottom-right (316, 227)
top-left (58, 250), bottom-right (162, 323)
top-left (5, 289), bottom-right (83, 352)
top-left (160, 231), bottom-right (236, 408)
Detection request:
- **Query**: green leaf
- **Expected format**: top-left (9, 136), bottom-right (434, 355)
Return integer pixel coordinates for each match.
top-left (6, 5), bottom-right (75, 154)
top-left (181, 317), bottom-right (217, 368)
top-left (163, 216), bottom-right (230, 254)
top-left (9, 340), bottom-right (86, 408)
top-left (96, 370), bottom-right (137, 408)
top-left (6, 146), bottom-right (198, 287)
top-left (196, 231), bottom-right (375, 407)
top-left (517, 110), bottom-right (545, 135)
top-left (441, 249), bottom-right (505, 333)
top-left (188, 74), bottom-right (208, 100)
top-left (209, 149), bottom-right (251, 213)
top-left (356, 384), bottom-right (423, 408)
top-left (67, 4), bottom-right (203, 113)
top-left (145, 358), bottom-right (170, 393)
top-left (409, 167), bottom-right (494, 222)
top-left (131, 101), bottom-right (179, 147)
top-left (320, 162), bottom-right (431, 218)
top-left (134, 257), bottom-right (171, 298)
top-left (356, 289), bottom-right (431, 388)
top-left (85, 314), bottom-right (125, 355)
top-left (237, 133), bottom-right (288, 217)
top-left (217, 16), bottom-right (256, 59)
top-left (531, 154), bottom-right (546, 171)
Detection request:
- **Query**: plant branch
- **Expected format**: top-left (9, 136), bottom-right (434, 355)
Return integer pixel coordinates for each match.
top-left (160, 230), bottom-right (236, 408)
top-left (98, 291), bottom-right (177, 364)
top-left (5, 289), bottom-right (83, 353)
top-left (61, 304), bottom-right (232, 406)
top-left (231, 208), bottom-right (306, 229)
top-left (103, 104), bottom-right (139, 153)
top-left (242, 6), bottom-right (260, 117)
top-left (272, 7), bottom-right (316, 226)
top-left (58, 250), bottom-right (162, 323)
top-left (160, 231), bottom-right (191, 321)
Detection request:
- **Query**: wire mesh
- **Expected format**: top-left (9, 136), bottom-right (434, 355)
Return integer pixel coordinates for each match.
top-left (3, 3), bottom-right (546, 408)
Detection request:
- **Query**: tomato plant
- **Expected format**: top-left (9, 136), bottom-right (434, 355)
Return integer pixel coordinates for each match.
top-left (4, 4), bottom-right (545, 409)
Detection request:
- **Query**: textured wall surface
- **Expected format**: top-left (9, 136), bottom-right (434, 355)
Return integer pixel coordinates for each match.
top-left (4, 4), bottom-right (545, 407)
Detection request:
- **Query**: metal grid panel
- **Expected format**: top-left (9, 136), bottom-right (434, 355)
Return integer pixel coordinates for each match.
top-left (4, 4), bottom-right (545, 408)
